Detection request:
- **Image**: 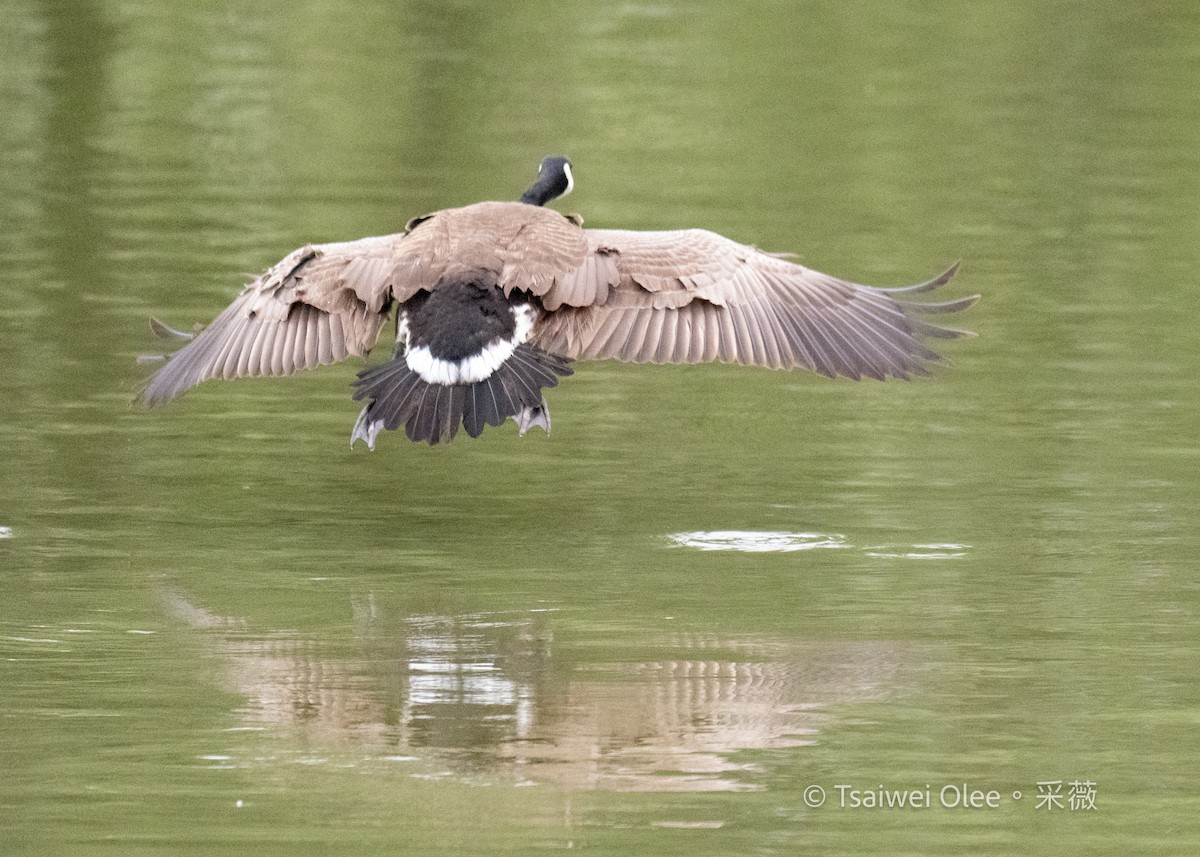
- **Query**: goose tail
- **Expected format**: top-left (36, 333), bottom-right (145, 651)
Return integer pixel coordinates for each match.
top-left (350, 345), bottom-right (573, 448)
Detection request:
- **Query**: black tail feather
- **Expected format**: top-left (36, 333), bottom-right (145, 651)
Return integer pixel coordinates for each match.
top-left (405, 384), bottom-right (437, 444)
top-left (351, 344), bottom-right (573, 447)
top-left (463, 382), bottom-right (488, 438)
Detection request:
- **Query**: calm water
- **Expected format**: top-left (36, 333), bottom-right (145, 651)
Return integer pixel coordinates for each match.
top-left (3, 2), bottom-right (1199, 854)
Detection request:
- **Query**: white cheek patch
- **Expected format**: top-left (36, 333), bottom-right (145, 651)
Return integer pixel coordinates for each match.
top-left (406, 304), bottom-right (536, 385)
top-left (561, 163), bottom-right (574, 197)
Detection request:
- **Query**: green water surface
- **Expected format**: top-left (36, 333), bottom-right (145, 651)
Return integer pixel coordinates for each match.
top-left (2, 2), bottom-right (1199, 854)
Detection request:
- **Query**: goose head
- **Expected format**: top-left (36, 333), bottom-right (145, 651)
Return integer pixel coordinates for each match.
top-left (519, 155), bottom-right (574, 206)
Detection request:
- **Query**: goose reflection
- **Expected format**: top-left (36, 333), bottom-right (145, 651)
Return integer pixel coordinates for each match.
top-left (165, 591), bottom-right (902, 792)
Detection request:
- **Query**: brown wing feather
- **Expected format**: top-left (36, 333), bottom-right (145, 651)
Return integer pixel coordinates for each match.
top-left (533, 228), bottom-right (977, 379)
top-left (138, 235), bottom-right (400, 404)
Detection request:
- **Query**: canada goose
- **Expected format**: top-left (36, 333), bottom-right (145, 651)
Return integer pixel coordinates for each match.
top-left (139, 156), bottom-right (978, 447)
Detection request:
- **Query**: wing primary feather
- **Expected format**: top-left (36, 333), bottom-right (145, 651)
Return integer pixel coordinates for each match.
top-left (833, 308), bottom-right (919, 376)
top-left (234, 323), bottom-right (257, 377)
top-left (279, 316), bottom-right (298, 375)
top-left (792, 304), bottom-right (841, 377)
top-left (879, 262), bottom-right (960, 294)
top-left (765, 301), bottom-right (818, 371)
top-left (823, 310), bottom-right (885, 379)
top-left (260, 320), bottom-right (283, 376)
top-left (214, 318), bottom-right (250, 380)
top-left (297, 307), bottom-right (314, 370)
top-left (740, 301), bottom-right (770, 366)
top-left (906, 319), bottom-right (976, 340)
top-left (245, 320), bottom-right (271, 376)
top-left (727, 305), bottom-right (756, 367)
top-left (718, 305), bottom-right (746, 363)
top-left (809, 310), bottom-right (862, 379)
top-left (752, 299), bottom-right (789, 369)
top-left (900, 294), bottom-right (982, 315)
top-left (807, 300), bottom-right (896, 378)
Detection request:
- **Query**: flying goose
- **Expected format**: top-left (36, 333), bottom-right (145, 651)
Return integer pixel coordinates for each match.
top-left (139, 156), bottom-right (978, 447)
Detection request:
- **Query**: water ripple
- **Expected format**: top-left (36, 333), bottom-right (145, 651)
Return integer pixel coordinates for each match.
top-left (862, 543), bottom-right (970, 559)
top-left (669, 531), bottom-right (849, 553)
top-left (668, 532), bottom-right (970, 559)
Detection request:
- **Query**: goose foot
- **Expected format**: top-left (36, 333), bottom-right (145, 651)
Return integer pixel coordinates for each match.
top-left (350, 405), bottom-right (383, 450)
top-left (514, 399), bottom-right (552, 437)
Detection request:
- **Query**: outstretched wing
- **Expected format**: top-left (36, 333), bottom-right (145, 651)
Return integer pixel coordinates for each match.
top-left (533, 228), bottom-right (977, 380)
top-left (137, 234), bottom-right (403, 404)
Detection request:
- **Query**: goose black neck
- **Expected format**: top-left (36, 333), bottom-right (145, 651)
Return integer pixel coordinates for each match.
top-left (519, 156), bottom-right (572, 206)
top-left (519, 174), bottom-right (562, 206)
